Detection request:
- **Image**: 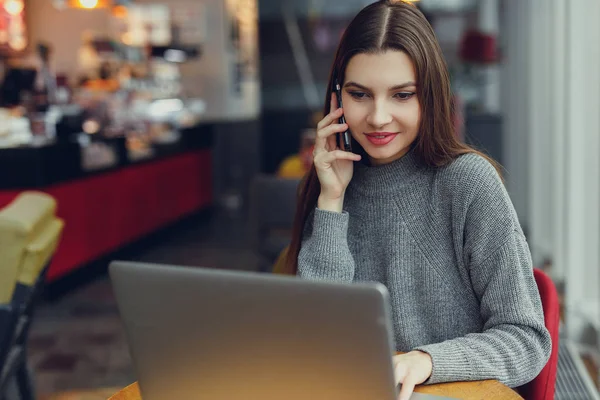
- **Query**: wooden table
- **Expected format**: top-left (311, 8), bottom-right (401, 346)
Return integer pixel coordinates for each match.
top-left (109, 380), bottom-right (522, 400)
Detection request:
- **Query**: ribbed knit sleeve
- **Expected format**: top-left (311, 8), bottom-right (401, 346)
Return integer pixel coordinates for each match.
top-left (297, 208), bottom-right (356, 282)
top-left (415, 231), bottom-right (551, 386)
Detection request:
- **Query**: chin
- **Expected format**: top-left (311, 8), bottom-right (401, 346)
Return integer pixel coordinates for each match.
top-left (364, 148), bottom-right (404, 160)
top-left (359, 143), bottom-right (412, 165)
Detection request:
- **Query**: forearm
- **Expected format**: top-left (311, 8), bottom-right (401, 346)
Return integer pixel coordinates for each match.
top-left (297, 208), bottom-right (356, 282)
top-left (416, 233), bottom-right (551, 387)
top-left (414, 322), bottom-right (550, 387)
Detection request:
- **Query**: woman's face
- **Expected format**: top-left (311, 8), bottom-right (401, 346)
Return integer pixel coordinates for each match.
top-left (342, 50), bottom-right (420, 166)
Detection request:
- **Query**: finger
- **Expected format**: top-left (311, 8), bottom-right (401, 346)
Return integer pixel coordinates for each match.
top-left (393, 363), bottom-right (407, 387)
top-left (316, 107), bottom-right (343, 130)
top-left (318, 123), bottom-right (348, 140)
top-left (314, 150), bottom-right (361, 166)
top-left (315, 122), bottom-right (347, 152)
top-left (398, 377), bottom-right (416, 400)
top-left (327, 132), bottom-right (338, 152)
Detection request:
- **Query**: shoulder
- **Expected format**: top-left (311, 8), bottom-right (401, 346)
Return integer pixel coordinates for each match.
top-left (434, 152), bottom-right (515, 217)
top-left (436, 152), bottom-right (521, 235)
top-left (434, 152), bottom-right (504, 201)
top-left (439, 152), bottom-right (500, 187)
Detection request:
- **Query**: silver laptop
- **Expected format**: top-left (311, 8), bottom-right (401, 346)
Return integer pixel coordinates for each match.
top-left (109, 261), bottom-right (455, 400)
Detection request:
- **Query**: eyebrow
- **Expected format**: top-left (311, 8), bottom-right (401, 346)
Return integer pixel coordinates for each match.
top-left (343, 81), bottom-right (417, 91)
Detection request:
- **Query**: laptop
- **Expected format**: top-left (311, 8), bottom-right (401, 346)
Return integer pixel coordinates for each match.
top-left (109, 261), bottom-right (455, 400)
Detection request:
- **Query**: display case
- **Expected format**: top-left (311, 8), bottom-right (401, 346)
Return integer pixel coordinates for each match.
top-left (0, 123), bottom-right (214, 282)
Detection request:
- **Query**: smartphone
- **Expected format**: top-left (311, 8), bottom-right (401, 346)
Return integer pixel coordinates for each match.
top-left (334, 80), bottom-right (353, 152)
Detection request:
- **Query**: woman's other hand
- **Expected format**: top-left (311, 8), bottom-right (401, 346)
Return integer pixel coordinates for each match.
top-left (393, 351), bottom-right (433, 400)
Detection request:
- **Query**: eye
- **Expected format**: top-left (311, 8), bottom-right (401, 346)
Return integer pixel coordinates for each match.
top-left (394, 92), bottom-right (416, 100)
top-left (348, 91), bottom-right (369, 100)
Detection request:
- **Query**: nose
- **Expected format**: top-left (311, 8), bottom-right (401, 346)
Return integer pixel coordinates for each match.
top-left (366, 100), bottom-right (393, 128)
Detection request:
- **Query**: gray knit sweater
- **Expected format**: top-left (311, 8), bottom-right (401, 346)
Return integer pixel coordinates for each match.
top-left (297, 150), bottom-right (552, 387)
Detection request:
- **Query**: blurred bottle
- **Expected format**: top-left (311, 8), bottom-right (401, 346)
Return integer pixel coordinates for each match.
top-left (29, 42), bottom-right (58, 144)
top-left (31, 42), bottom-right (56, 112)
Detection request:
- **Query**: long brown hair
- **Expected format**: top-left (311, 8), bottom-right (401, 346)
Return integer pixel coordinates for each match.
top-left (284, 0), bottom-right (500, 275)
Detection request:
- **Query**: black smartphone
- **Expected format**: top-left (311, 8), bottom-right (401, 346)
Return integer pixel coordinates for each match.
top-left (334, 80), bottom-right (353, 152)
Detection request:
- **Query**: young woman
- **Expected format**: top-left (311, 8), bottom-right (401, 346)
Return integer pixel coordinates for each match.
top-left (284, 1), bottom-right (551, 399)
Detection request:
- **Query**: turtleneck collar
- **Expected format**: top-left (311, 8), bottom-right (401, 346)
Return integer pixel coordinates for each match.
top-left (351, 147), bottom-right (429, 195)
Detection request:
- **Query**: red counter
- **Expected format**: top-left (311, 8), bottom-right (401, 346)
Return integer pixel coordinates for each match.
top-left (0, 149), bottom-right (213, 281)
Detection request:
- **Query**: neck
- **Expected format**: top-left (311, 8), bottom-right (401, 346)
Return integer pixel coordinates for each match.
top-left (352, 147), bottom-right (428, 195)
top-left (368, 147), bottom-right (411, 166)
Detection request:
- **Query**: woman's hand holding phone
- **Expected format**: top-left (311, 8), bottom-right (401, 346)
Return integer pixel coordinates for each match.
top-left (313, 93), bottom-right (361, 213)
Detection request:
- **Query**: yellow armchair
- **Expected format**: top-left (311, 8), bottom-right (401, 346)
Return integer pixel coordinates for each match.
top-left (0, 191), bottom-right (63, 400)
top-left (0, 191), bottom-right (64, 304)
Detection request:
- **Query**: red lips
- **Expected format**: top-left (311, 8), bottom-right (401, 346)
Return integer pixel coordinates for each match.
top-left (364, 132), bottom-right (398, 146)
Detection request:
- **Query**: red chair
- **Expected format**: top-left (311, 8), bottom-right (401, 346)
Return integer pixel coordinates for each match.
top-left (519, 268), bottom-right (560, 400)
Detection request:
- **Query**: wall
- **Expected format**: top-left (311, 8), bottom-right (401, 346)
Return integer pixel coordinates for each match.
top-left (502, 0), bottom-right (600, 352)
top-left (501, 0), bottom-right (530, 232)
top-left (141, 0), bottom-right (260, 122)
top-left (26, 0), bottom-right (112, 78)
top-left (25, 0), bottom-right (260, 122)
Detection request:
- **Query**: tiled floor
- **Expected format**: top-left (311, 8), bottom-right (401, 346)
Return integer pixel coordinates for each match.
top-left (30, 278), bottom-right (135, 398)
top-left (28, 208), bottom-right (262, 399)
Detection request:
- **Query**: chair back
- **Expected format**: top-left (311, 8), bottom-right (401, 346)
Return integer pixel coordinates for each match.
top-left (250, 174), bottom-right (301, 232)
top-left (249, 175), bottom-right (300, 269)
top-left (0, 191), bottom-right (59, 303)
top-left (0, 191), bottom-right (64, 398)
top-left (519, 268), bottom-right (560, 400)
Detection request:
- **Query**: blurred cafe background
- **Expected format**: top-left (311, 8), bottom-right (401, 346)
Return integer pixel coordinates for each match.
top-left (0, 0), bottom-right (598, 399)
